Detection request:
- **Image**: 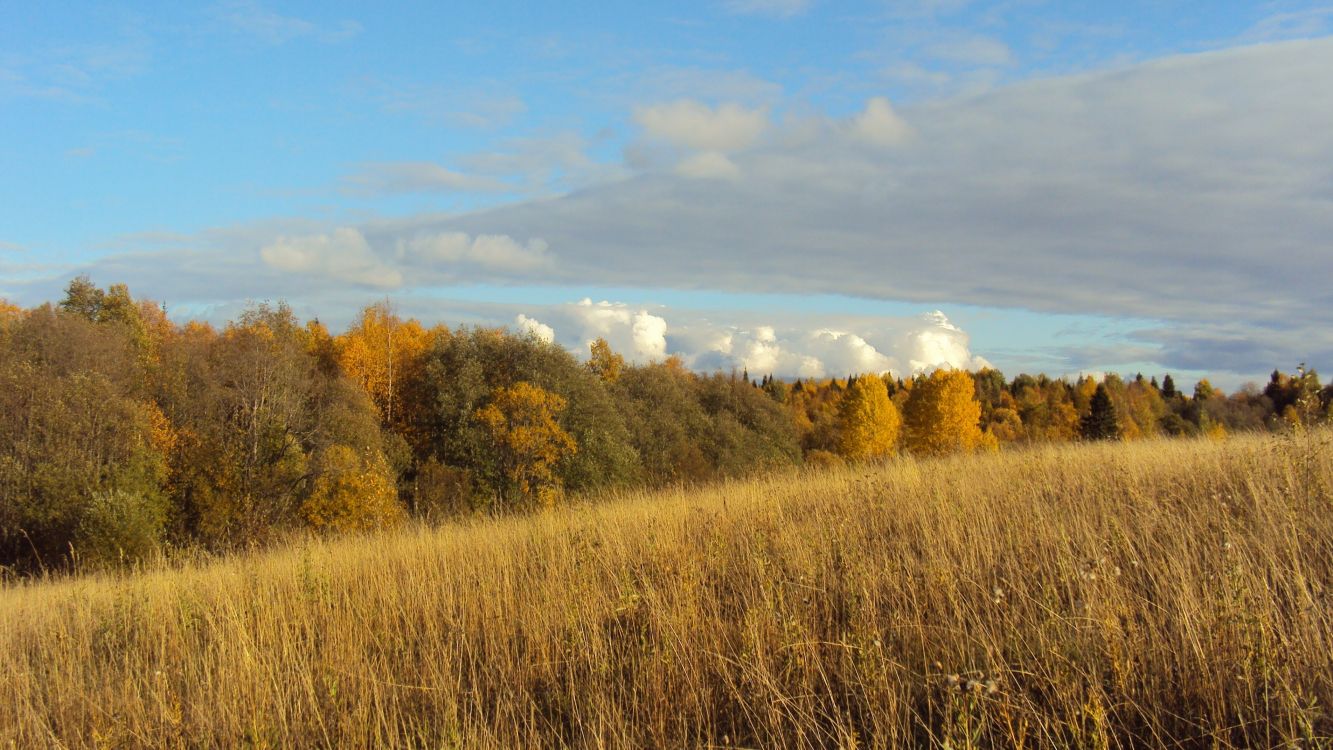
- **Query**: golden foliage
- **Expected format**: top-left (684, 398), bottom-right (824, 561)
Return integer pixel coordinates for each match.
top-left (0, 299), bottom-right (23, 330)
top-left (903, 368), bottom-right (985, 456)
top-left (836, 375), bottom-right (901, 460)
top-left (587, 337), bottom-right (625, 383)
top-left (2, 434), bottom-right (1330, 748)
top-left (474, 381), bottom-right (577, 506)
top-left (300, 445), bottom-right (404, 533)
top-left (335, 303), bottom-right (434, 425)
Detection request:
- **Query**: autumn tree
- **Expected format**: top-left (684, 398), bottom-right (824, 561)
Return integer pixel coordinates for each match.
top-left (1161, 374), bottom-right (1178, 400)
top-left (614, 363), bottom-right (714, 485)
top-left (836, 374), bottom-right (900, 460)
top-left (421, 327), bottom-right (639, 498)
top-left (300, 445), bottom-right (404, 532)
top-left (984, 391), bottom-right (1026, 443)
top-left (695, 373), bottom-right (802, 476)
top-left (336, 301), bottom-right (434, 431)
top-left (587, 337), bottom-right (625, 384)
top-left (902, 368), bottom-right (985, 456)
top-left (0, 298), bottom-right (21, 331)
top-left (1080, 383), bottom-right (1121, 440)
top-left (474, 381), bottom-right (577, 507)
top-left (762, 375), bottom-right (790, 404)
top-left (0, 305), bottom-right (168, 570)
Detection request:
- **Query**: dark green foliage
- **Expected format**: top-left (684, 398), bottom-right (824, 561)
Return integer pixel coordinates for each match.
top-left (1161, 374), bottom-right (1178, 400)
top-left (695, 374), bottom-right (802, 476)
top-left (420, 328), bottom-right (642, 503)
top-left (762, 375), bottom-right (790, 404)
top-left (614, 364), bottom-right (715, 486)
top-left (1, 278), bottom-right (1326, 575)
top-left (972, 368), bottom-right (1007, 422)
top-left (1080, 384), bottom-right (1121, 440)
top-left (1158, 412), bottom-right (1196, 436)
top-left (0, 307), bottom-right (167, 570)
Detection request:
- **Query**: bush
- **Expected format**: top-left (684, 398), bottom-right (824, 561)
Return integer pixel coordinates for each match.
top-left (74, 490), bottom-right (167, 570)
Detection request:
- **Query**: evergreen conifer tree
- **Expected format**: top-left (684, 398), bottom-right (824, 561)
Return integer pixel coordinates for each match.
top-left (1162, 374), bottom-right (1178, 400)
top-left (1080, 383), bottom-right (1121, 440)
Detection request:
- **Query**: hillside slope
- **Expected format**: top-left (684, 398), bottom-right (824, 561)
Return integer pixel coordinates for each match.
top-left (3, 433), bottom-right (1331, 748)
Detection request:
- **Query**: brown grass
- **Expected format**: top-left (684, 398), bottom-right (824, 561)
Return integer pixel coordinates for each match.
top-left (2, 432), bottom-right (1331, 748)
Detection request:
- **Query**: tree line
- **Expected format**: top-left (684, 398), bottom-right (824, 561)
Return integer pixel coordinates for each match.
top-left (1, 279), bottom-right (1327, 573)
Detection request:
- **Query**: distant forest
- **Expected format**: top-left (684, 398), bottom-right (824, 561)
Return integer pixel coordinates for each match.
top-left (1, 278), bottom-right (1328, 573)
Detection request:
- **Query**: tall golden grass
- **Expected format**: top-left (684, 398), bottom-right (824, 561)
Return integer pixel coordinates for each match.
top-left (2, 432), bottom-right (1330, 748)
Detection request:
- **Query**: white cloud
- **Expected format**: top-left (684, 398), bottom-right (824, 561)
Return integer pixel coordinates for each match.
top-left (515, 313), bottom-right (555, 343)
top-left (399, 232), bottom-right (553, 272)
top-left (850, 97), bottom-right (913, 147)
top-left (634, 100), bottom-right (769, 152)
top-left (430, 38), bottom-right (1333, 381)
top-left (723, 0), bottom-right (812, 18)
top-left (511, 301), bottom-right (987, 379)
top-left (676, 151), bottom-right (741, 180)
top-left (899, 311), bottom-right (991, 373)
top-left (260, 228), bottom-right (402, 288)
top-left (517, 300), bottom-right (669, 363)
top-left (37, 39), bottom-right (1333, 380)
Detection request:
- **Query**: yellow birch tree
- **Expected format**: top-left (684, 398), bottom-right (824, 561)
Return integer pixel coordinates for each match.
top-left (836, 374), bottom-right (901, 460)
top-left (903, 368), bottom-right (985, 456)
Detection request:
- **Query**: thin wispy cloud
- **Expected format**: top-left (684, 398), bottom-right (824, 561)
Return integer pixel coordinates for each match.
top-left (350, 76), bottom-right (528, 128)
top-left (9, 1), bottom-right (1333, 384)
top-left (212, 1), bottom-right (361, 44)
top-left (722, 0), bottom-right (813, 19)
top-left (340, 162), bottom-right (510, 196)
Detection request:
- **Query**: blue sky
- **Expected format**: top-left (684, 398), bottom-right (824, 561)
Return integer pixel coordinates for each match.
top-left (4, 1), bottom-right (1333, 386)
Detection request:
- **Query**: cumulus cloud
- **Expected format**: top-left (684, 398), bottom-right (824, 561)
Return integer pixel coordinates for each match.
top-left (428, 39), bottom-right (1333, 377)
top-left (676, 151), bottom-right (741, 180)
top-left (260, 228), bottom-right (402, 288)
top-left (31, 39), bottom-right (1333, 380)
top-left (634, 100), bottom-right (769, 152)
top-left (901, 311), bottom-right (986, 372)
top-left (849, 97), bottom-right (913, 147)
top-left (515, 313), bottom-right (555, 343)
top-left (514, 302), bottom-right (987, 379)
top-left (561, 299), bottom-right (669, 361)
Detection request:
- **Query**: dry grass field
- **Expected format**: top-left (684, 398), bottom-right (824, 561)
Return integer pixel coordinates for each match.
top-left (2, 432), bottom-right (1331, 748)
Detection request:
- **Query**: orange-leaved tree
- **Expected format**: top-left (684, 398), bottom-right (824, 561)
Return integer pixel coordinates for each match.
top-left (474, 381), bottom-right (577, 507)
top-left (335, 302), bottom-right (448, 456)
top-left (903, 368), bottom-right (986, 456)
top-left (836, 374), bottom-right (901, 460)
top-left (0, 299), bottom-right (21, 332)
